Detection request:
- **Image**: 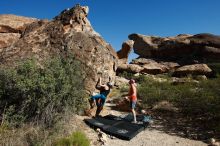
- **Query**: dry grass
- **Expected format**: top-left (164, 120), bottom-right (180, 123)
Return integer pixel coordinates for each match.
top-left (0, 114), bottom-right (87, 146)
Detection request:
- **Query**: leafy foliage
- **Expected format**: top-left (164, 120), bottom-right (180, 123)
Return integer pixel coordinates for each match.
top-left (136, 75), bottom-right (220, 133)
top-left (0, 56), bottom-right (87, 127)
top-left (117, 71), bottom-right (134, 80)
top-left (208, 63), bottom-right (220, 75)
top-left (137, 76), bottom-right (220, 116)
top-left (54, 131), bottom-right (90, 146)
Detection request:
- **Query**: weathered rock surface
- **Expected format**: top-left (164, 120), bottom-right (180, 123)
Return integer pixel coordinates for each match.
top-left (117, 58), bottom-right (180, 75)
top-left (114, 76), bottom-right (129, 87)
top-left (0, 14), bottom-right (37, 32)
top-left (117, 40), bottom-right (134, 64)
top-left (129, 33), bottom-right (220, 63)
top-left (117, 63), bottom-right (143, 74)
top-left (0, 33), bottom-right (20, 49)
top-left (131, 58), bottom-right (179, 74)
top-left (0, 14), bottom-right (37, 49)
top-left (116, 33), bottom-right (218, 77)
top-left (0, 5), bottom-right (118, 93)
top-left (173, 64), bottom-right (212, 77)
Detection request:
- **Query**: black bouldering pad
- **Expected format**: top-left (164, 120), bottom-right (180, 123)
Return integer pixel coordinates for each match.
top-left (104, 121), bottom-right (144, 140)
top-left (84, 117), bottom-right (118, 130)
top-left (104, 114), bottom-right (150, 128)
top-left (84, 114), bottom-right (150, 140)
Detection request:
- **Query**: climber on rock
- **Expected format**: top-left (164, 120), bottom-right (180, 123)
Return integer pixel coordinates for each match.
top-left (88, 76), bottom-right (113, 117)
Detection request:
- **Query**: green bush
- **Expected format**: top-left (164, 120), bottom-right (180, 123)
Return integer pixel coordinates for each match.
top-left (181, 78), bottom-right (220, 116)
top-left (137, 75), bottom-right (220, 118)
top-left (135, 75), bottom-right (220, 134)
top-left (0, 56), bottom-right (87, 127)
top-left (208, 63), bottom-right (220, 74)
top-left (118, 71), bottom-right (134, 80)
top-left (55, 131), bottom-right (90, 146)
top-left (138, 77), bottom-right (177, 106)
top-left (118, 71), bottom-right (146, 83)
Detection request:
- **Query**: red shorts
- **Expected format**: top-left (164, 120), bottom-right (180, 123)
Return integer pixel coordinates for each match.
top-left (130, 95), bottom-right (137, 101)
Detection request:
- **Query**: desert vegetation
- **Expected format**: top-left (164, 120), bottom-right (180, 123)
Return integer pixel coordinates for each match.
top-left (0, 56), bottom-right (90, 145)
top-left (54, 131), bottom-right (90, 146)
top-left (118, 68), bottom-right (220, 140)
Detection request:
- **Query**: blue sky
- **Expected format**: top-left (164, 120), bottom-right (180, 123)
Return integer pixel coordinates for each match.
top-left (1, 0), bottom-right (220, 62)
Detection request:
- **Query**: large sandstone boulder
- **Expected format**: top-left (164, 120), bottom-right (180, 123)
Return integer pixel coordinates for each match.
top-left (117, 63), bottom-right (143, 74)
top-left (141, 63), bottom-right (168, 74)
top-left (117, 40), bottom-right (134, 64)
top-left (0, 5), bottom-right (118, 93)
top-left (173, 64), bottom-right (212, 77)
top-left (114, 76), bottom-right (129, 87)
top-left (0, 14), bottom-right (37, 49)
top-left (117, 58), bottom-right (180, 75)
top-left (131, 58), bottom-right (179, 74)
top-left (129, 33), bottom-right (220, 63)
top-left (133, 58), bottom-right (169, 74)
top-left (0, 14), bottom-right (37, 32)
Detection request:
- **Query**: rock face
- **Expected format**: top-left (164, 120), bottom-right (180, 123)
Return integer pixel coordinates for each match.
top-left (173, 64), bottom-right (212, 77)
top-left (117, 58), bottom-right (180, 75)
top-left (116, 33), bottom-right (219, 77)
top-left (117, 40), bottom-right (134, 64)
top-left (0, 14), bottom-right (37, 49)
top-left (131, 58), bottom-right (179, 74)
top-left (117, 63), bottom-right (143, 74)
top-left (0, 5), bottom-right (118, 93)
top-left (129, 33), bottom-right (220, 63)
top-left (0, 33), bottom-right (20, 49)
top-left (0, 14), bottom-right (37, 32)
top-left (114, 76), bottom-right (129, 87)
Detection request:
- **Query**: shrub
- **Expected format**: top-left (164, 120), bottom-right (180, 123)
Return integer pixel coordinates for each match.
top-left (54, 131), bottom-right (90, 146)
top-left (117, 71), bottom-right (134, 80)
top-left (137, 76), bottom-right (176, 106)
top-left (208, 63), bottom-right (220, 74)
top-left (135, 74), bottom-right (220, 137)
top-left (137, 75), bottom-right (220, 119)
top-left (0, 56), bottom-right (87, 127)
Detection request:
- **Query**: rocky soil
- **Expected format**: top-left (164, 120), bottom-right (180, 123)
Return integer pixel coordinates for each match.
top-left (79, 97), bottom-right (208, 146)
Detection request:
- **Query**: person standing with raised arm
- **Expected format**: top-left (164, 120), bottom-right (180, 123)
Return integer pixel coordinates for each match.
top-left (125, 79), bottom-right (137, 123)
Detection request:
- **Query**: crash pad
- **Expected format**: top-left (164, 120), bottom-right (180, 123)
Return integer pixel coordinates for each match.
top-left (84, 114), bottom-right (150, 140)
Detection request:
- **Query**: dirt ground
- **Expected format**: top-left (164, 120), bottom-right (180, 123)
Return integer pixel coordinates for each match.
top-left (77, 101), bottom-right (208, 146)
top-left (104, 128), bottom-right (206, 146)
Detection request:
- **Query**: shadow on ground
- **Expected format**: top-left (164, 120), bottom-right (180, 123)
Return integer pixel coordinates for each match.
top-left (107, 98), bottom-right (220, 143)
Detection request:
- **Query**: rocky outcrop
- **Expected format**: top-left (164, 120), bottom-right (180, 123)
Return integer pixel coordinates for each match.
top-left (114, 76), bottom-right (129, 87)
top-left (129, 33), bottom-right (220, 63)
top-left (0, 5), bottom-right (118, 93)
top-left (0, 25), bottom-right (19, 33)
top-left (0, 14), bottom-right (37, 32)
top-left (117, 63), bottom-right (143, 74)
top-left (118, 57), bottom-right (213, 77)
top-left (0, 33), bottom-right (20, 49)
top-left (173, 64), bottom-right (212, 77)
top-left (117, 58), bottom-right (180, 75)
top-left (54, 5), bottom-right (100, 36)
top-left (131, 58), bottom-right (179, 74)
top-left (115, 33), bottom-right (218, 77)
top-left (0, 14), bottom-right (37, 49)
top-left (117, 40), bottom-right (134, 64)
